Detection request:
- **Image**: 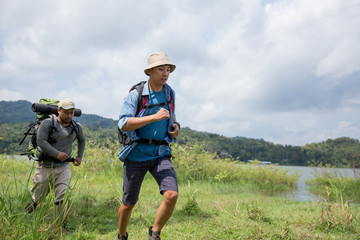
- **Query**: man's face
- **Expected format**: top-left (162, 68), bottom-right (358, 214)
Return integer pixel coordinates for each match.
top-left (148, 65), bottom-right (172, 85)
top-left (58, 108), bottom-right (74, 124)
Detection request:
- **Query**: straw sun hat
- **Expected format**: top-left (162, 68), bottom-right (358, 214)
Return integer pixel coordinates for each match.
top-left (144, 52), bottom-right (176, 76)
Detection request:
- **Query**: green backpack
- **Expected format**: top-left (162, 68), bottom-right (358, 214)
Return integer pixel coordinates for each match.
top-left (19, 98), bottom-right (80, 161)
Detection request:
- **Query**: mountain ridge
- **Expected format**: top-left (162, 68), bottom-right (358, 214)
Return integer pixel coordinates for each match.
top-left (0, 100), bottom-right (117, 129)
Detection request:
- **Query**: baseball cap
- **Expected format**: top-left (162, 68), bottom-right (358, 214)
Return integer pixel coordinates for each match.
top-left (58, 98), bottom-right (75, 109)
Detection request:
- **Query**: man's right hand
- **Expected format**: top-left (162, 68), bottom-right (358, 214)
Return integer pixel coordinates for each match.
top-left (153, 108), bottom-right (170, 121)
top-left (56, 152), bottom-right (69, 162)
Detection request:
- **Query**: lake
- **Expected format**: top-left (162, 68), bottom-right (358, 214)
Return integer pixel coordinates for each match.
top-left (275, 166), bottom-right (360, 202)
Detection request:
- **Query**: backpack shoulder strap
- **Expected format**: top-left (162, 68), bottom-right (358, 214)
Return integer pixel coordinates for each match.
top-left (49, 114), bottom-right (57, 133)
top-left (130, 81), bottom-right (147, 115)
top-left (44, 114), bottom-right (58, 145)
top-left (71, 120), bottom-right (80, 135)
top-left (168, 87), bottom-right (175, 113)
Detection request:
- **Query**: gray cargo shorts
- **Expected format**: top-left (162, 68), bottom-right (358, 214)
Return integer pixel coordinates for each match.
top-left (122, 154), bottom-right (178, 205)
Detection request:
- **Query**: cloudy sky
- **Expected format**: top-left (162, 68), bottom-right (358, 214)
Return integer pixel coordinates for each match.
top-left (1, 0), bottom-right (360, 146)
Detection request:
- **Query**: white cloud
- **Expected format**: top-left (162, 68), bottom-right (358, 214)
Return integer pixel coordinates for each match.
top-left (316, 37), bottom-right (360, 79)
top-left (1, 0), bottom-right (360, 146)
top-left (0, 88), bottom-right (25, 101)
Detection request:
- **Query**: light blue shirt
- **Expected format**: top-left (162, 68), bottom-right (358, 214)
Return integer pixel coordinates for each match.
top-left (117, 81), bottom-right (175, 161)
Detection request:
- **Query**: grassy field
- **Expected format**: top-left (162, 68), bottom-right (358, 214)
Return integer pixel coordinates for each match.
top-left (1, 144), bottom-right (360, 239)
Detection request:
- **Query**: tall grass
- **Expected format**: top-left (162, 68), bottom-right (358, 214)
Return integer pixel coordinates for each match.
top-left (306, 166), bottom-right (360, 233)
top-left (306, 167), bottom-right (360, 203)
top-left (172, 144), bottom-right (298, 190)
top-left (2, 144), bottom-right (359, 239)
top-left (1, 154), bottom-right (73, 240)
top-left (77, 142), bottom-right (298, 190)
top-left (318, 185), bottom-right (357, 231)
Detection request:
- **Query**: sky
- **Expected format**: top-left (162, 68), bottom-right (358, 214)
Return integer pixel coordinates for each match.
top-left (1, 0), bottom-right (360, 146)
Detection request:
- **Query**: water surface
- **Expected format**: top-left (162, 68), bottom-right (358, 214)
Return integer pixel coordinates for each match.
top-left (276, 166), bottom-right (359, 202)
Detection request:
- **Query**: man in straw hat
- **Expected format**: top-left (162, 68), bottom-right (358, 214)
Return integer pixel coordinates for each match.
top-left (115, 52), bottom-right (180, 240)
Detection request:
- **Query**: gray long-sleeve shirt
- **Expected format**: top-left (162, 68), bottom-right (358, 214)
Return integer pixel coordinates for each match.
top-left (37, 116), bottom-right (85, 167)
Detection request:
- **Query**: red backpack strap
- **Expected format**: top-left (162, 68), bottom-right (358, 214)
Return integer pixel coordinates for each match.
top-left (137, 96), bottom-right (147, 115)
top-left (129, 81), bottom-right (147, 115)
top-left (169, 89), bottom-right (174, 113)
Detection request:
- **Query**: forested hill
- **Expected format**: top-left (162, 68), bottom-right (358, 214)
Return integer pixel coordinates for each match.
top-left (176, 128), bottom-right (360, 167)
top-left (0, 100), bottom-right (34, 123)
top-left (0, 100), bottom-right (117, 128)
top-left (1, 100), bottom-right (360, 168)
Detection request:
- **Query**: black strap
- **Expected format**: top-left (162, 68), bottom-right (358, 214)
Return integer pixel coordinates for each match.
top-left (132, 81), bottom-right (146, 114)
top-left (48, 114), bottom-right (58, 144)
top-left (19, 123), bottom-right (35, 145)
top-left (142, 99), bottom-right (173, 109)
top-left (38, 153), bottom-right (75, 163)
top-left (69, 120), bottom-right (80, 141)
top-left (36, 156), bottom-right (75, 164)
top-left (135, 139), bottom-right (169, 146)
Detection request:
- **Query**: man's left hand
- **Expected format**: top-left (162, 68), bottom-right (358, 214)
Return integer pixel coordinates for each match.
top-left (169, 123), bottom-right (180, 138)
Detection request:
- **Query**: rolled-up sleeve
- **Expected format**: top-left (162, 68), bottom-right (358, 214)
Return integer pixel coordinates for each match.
top-left (118, 90), bottom-right (138, 131)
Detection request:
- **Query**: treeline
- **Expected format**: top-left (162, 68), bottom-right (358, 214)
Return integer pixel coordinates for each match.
top-left (1, 123), bottom-right (359, 168)
top-left (303, 138), bottom-right (360, 168)
top-left (175, 127), bottom-right (360, 168)
top-left (176, 127), bottom-right (307, 165)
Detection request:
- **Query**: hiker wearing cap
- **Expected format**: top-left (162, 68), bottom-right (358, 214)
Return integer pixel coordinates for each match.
top-left (115, 52), bottom-right (180, 240)
top-left (25, 98), bottom-right (85, 232)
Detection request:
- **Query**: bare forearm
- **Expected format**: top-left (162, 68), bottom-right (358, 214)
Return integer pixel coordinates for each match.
top-left (122, 115), bottom-right (156, 131)
top-left (122, 107), bottom-right (170, 131)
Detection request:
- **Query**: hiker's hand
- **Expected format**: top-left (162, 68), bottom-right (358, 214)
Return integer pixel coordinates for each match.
top-left (57, 152), bottom-right (68, 161)
top-left (153, 108), bottom-right (170, 121)
top-left (169, 123), bottom-right (179, 138)
top-left (73, 157), bottom-right (82, 166)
